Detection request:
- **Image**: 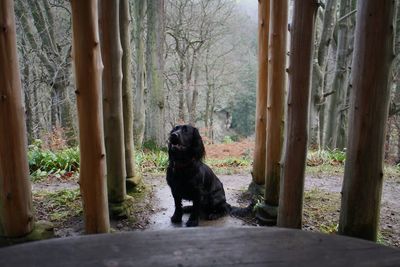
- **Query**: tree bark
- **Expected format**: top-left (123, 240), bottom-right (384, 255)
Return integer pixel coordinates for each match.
top-left (71, 0), bottom-right (110, 234)
top-left (178, 58), bottom-right (186, 122)
top-left (309, 0), bottom-right (337, 147)
top-left (133, 0), bottom-right (146, 148)
top-left (21, 38), bottom-right (34, 144)
top-left (146, 0), bottom-right (166, 146)
top-left (277, 0), bottom-right (318, 229)
top-left (264, 0), bottom-right (288, 209)
top-left (99, 0), bottom-right (127, 204)
top-left (338, 0), bottom-right (395, 241)
top-left (120, 0), bottom-right (137, 183)
top-left (252, 0), bottom-right (270, 186)
top-left (0, 0), bottom-right (34, 237)
top-left (337, 0), bottom-right (357, 150)
top-left (324, 0), bottom-right (352, 149)
top-left (188, 61), bottom-right (199, 125)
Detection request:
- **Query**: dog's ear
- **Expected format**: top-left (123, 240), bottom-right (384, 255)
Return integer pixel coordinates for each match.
top-left (192, 127), bottom-right (205, 161)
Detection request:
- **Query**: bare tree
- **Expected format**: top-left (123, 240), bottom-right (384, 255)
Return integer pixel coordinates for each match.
top-left (323, 0), bottom-right (352, 149)
top-left (133, 0), bottom-right (146, 147)
top-left (309, 0), bottom-right (337, 148)
top-left (146, 0), bottom-right (166, 146)
top-left (166, 0), bottom-right (234, 125)
top-left (15, 0), bottom-right (74, 140)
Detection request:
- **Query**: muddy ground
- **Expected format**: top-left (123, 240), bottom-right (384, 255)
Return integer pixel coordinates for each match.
top-left (30, 138), bottom-right (399, 247)
top-left (32, 169), bottom-right (400, 248)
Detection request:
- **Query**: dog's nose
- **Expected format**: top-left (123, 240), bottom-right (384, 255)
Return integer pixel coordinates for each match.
top-left (170, 132), bottom-right (179, 145)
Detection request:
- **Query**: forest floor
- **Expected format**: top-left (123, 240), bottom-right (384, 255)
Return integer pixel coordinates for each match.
top-left (31, 140), bottom-right (400, 248)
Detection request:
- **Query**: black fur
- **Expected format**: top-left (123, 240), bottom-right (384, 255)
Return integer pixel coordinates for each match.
top-left (166, 125), bottom-right (231, 227)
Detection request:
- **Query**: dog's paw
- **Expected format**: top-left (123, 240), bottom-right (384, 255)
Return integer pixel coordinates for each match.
top-left (171, 212), bottom-right (183, 223)
top-left (186, 219), bottom-right (199, 227)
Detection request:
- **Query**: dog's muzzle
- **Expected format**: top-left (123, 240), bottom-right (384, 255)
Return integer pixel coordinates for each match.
top-left (170, 132), bottom-right (179, 145)
top-left (169, 132), bottom-right (187, 151)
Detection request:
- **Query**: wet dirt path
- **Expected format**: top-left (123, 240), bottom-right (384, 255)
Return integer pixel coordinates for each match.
top-left (146, 174), bottom-right (254, 229)
top-left (144, 173), bottom-right (399, 247)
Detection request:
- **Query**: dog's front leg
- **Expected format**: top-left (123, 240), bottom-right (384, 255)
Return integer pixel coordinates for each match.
top-left (186, 194), bottom-right (200, 227)
top-left (171, 195), bottom-right (183, 223)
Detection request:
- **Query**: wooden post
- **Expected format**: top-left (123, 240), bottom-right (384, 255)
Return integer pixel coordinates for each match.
top-left (120, 0), bottom-right (140, 188)
top-left (338, 0), bottom-right (395, 241)
top-left (71, 0), bottom-right (110, 233)
top-left (260, 0), bottom-right (288, 224)
top-left (0, 0), bottom-right (34, 238)
top-left (99, 0), bottom-right (127, 205)
top-left (277, 0), bottom-right (319, 229)
top-left (251, 0), bottom-right (270, 187)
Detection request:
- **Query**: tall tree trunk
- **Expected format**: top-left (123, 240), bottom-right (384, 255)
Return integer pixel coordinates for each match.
top-left (71, 0), bottom-right (110, 234)
top-left (210, 86), bottom-right (217, 142)
top-left (133, 0), bottom-right (146, 147)
top-left (252, 0), bottom-right (270, 186)
top-left (204, 55), bottom-right (216, 141)
top-left (0, 0), bottom-right (34, 237)
top-left (21, 38), bottom-right (34, 144)
top-left (309, 0), bottom-right (338, 148)
top-left (146, 0), bottom-right (166, 145)
top-left (188, 62), bottom-right (199, 125)
top-left (324, 0), bottom-right (352, 149)
top-left (397, 120), bottom-right (400, 163)
top-left (262, 0), bottom-right (288, 222)
top-left (277, 0), bottom-right (318, 229)
top-left (338, 0), bottom-right (395, 241)
top-left (120, 0), bottom-right (138, 185)
top-left (178, 58), bottom-right (186, 122)
top-left (204, 63), bottom-right (211, 130)
top-left (99, 0), bottom-right (127, 204)
top-left (337, 0), bottom-right (357, 150)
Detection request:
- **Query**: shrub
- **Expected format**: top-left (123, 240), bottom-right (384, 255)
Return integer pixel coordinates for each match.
top-left (306, 149), bottom-right (346, 166)
top-left (135, 149), bottom-right (168, 174)
top-left (28, 141), bottom-right (79, 178)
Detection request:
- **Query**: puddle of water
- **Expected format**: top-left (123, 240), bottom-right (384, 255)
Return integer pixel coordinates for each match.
top-left (148, 175), bottom-right (252, 229)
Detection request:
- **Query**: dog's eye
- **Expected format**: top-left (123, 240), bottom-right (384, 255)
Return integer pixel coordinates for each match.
top-left (182, 125), bottom-right (187, 132)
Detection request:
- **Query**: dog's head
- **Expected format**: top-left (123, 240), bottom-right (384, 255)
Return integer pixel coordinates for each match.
top-left (168, 125), bottom-right (205, 161)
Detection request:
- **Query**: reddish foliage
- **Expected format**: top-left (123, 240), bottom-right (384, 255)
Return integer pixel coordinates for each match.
top-left (204, 139), bottom-right (254, 159)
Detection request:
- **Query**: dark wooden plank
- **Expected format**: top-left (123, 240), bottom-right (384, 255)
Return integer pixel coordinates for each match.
top-left (0, 227), bottom-right (399, 267)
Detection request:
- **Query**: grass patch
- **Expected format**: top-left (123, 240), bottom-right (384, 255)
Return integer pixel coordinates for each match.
top-left (305, 150), bottom-right (345, 177)
top-left (33, 189), bottom-right (82, 223)
top-left (306, 164), bottom-right (344, 176)
top-left (384, 164), bottom-right (400, 182)
top-left (136, 150), bottom-right (168, 174)
top-left (377, 231), bottom-right (389, 246)
top-left (303, 188), bottom-right (341, 234)
top-left (134, 147), bottom-right (251, 175)
top-left (206, 156), bottom-right (251, 175)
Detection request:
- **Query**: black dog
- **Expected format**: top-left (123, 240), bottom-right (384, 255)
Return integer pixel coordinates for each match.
top-left (167, 124), bottom-right (246, 227)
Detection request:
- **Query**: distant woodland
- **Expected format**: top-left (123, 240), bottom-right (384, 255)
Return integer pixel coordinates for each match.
top-left (13, 0), bottom-right (400, 162)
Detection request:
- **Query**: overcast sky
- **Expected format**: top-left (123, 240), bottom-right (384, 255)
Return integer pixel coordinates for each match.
top-left (237, 0), bottom-right (258, 21)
